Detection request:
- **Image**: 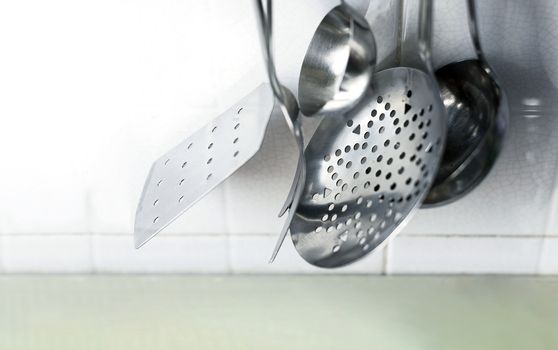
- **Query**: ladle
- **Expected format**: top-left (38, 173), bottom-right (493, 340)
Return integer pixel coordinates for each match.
top-left (424, 0), bottom-right (508, 206)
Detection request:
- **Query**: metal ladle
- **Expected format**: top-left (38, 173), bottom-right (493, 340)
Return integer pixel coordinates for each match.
top-left (298, 2), bottom-right (377, 117)
top-left (423, 0), bottom-right (508, 206)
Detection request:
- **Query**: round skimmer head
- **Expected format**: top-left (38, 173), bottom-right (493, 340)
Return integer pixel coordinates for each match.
top-left (289, 68), bottom-right (446, 267)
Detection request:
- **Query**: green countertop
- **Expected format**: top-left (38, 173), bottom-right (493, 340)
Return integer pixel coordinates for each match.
top-left (0, 276), bottom-right (557, 350)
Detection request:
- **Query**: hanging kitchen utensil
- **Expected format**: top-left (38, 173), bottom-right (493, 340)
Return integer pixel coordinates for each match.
top-left (133, 85), bottom-right (274, 248)
top-left (268, 1), bottom-right (377, 262)
top-left (423, 0), bottom-right (508, 206)
top-left (254, 0), bottom-right (307, 262)
top-left (298, 3), bottom-right (376, 117)
top-left (287, 0), bottom-right (446, 267)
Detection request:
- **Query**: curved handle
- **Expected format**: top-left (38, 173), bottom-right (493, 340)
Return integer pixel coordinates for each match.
top-left (467, 0), bottom-right (487, 64)
top-left (254, 0), bottom-right (288, 107)
top-left (254, 0), bottom-right (307, 263)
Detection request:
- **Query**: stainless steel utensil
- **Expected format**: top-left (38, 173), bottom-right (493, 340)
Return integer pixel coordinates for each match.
top-left (288, 0), bottom-right (446, 267)
top-left (254, 0), bottom-right (307, 262)
top-left (298, 3), bottom-right (376, 117)
top-left (423, 0), bottom-right (508, 206)
top-left (272, 2), bottom-right (377, 262)
top-left (134, 86), bottom-right (274, 248)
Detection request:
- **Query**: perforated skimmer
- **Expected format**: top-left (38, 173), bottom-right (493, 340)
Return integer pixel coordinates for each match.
top-left (288, 0), bottom-right (446, 267)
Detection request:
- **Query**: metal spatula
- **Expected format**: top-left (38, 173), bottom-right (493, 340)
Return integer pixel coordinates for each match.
top-left (134, 84), bottom-right (274, 248)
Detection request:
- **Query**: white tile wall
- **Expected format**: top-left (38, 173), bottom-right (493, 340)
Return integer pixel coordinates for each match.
top-left (2, 235), bottom-right (92, 273)
top-left (389, 236), bottom-right (542, 275)
top-left (539, 238), bottom-right (558, 274)
top-left (92, 235), bottom-right (229, 273)
top-left (0, 0), bottom-right (557, 274)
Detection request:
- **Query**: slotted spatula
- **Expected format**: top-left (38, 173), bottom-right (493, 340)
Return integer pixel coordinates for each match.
top-left (134, 84), bottom-right (274, 248)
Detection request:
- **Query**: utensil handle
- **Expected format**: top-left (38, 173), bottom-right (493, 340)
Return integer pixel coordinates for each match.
top-left (254, 0), bottom-right (307, 263)
top-left (467, 0), bottom-right (486, 63)
top-left (417, 0), bottom-right (434, 74)
top-left (254, 0), bottom-right (286, 105)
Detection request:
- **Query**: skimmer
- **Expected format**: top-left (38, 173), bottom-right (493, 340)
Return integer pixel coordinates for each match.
top-left (288, 0), bottom-right (446, 267)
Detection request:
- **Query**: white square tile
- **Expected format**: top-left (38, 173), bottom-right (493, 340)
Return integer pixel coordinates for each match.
top-left (229, 235), bottom-right (384, 274)
top-left (92, 235), bottom-right (228, 273)
top-left (389, 236), bottom-right (542, 274)
top-left (538, 238), bottom-right (558, 275)
top-left (2, 234), bottom-right (92, 273)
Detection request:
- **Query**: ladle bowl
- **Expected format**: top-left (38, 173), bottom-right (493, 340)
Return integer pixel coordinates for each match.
top-left (298, 3), bottom-right (376, 117)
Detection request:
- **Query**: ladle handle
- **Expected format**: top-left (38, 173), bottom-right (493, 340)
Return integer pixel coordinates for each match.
top-left (467, 0), bottom-right (486, 63)
top-left (417, 0), bottom-right (434, 75)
